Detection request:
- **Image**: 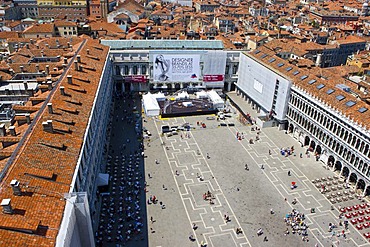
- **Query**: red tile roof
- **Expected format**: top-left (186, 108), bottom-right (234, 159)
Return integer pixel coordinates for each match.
top-left (0, 37), bottom-right (109, 246)
top-left (246, 47), bottom-right (370, 130)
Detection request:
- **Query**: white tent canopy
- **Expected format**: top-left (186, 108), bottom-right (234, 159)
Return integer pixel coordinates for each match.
top-left (207, 90), bottom-right (224, 109)
top-left (175, 91), bottom-right (189, 100)
top-left (195, 90), bottom-right (208, 99)
top-left (153, 92), bottom-right (166, 101)
top-left (143, 93), bottom-right (160, 116)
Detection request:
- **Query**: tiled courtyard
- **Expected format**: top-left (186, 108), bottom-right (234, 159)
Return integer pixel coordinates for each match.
top-left (97, 93), bottom-right (370, 247)
top-left (143, 100), bottom-right (370, 247)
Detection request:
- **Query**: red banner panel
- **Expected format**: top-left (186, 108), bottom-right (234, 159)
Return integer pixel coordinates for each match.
top-left (203, 75), bottom-right (224, 82)
top-left (125, 75), bottom-right (147, 83)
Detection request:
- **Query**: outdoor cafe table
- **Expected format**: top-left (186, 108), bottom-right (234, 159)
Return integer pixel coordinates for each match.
top-left (345, 213), bottom-right (352, 218)
top-left (357, 224), bottom-right (364, 230)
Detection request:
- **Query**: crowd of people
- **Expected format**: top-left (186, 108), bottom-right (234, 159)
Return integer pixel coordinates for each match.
top-left (96, 93), bottom-right (147, 246)
top-left (284, 209), bottom-right (309, 242)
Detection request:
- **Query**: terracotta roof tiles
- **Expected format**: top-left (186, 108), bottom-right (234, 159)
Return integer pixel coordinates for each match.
top-left (23, 24), bottom-right (54, 34)
top-left (0, 37), bottom-right (109, 246)
top-left (247, 46), bottom-right (370, 130)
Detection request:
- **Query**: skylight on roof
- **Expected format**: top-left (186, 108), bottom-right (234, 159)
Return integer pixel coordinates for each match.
top-left (345, 100), bottom-right (356, 107)
top-left (359, 107), bottom-right (368, 113)
top-left (293, 71), bottom-right (300, 76)
top-left (261, 54), bottom-right (268, 59)
top-left (308, 79), bottom-right (316, 85)
top-left (268, 58), bottom-right (276, 63)
top-left (277, 63), bottom-right (284, 67)
top-left (300, 75), bottom-right (308, 80)
top-left (317, 84), bottom-right (325, 89)
top-left (286, 67), bottom-right (292, 71)
top-left (254, 50), bottom-right (261, 54)
top-left (326, 89), bottom-right (335, 95)
top-left (336, 95), bottom-right (345, 101)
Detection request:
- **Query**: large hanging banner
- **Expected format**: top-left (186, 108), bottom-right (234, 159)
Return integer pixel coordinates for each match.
top-left (153, 54), bottom-right (200, 82)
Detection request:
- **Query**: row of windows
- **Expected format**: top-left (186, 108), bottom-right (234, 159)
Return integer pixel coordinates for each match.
top-left (41, 8), bottom-right (83, 11)
top-left (289, 92), bottom-right (369, 158)
top-left (39, 2), bottom-right (84, 6)
top-left (115, 63), bottom-right (238, 76)
top-left (115, 65), bottom-right (147, 76)
top-left (63, 31), bottom-right (76, 35)
top-left (287, 107), bottom-right (370, 178)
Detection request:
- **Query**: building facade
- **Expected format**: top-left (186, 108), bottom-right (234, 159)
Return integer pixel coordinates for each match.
top-left (37, 0), bottom-right (87, 21)
top-left (236, 49), bottom-right (370, 195)
top-left (102, 40), bottom-right (240, 93)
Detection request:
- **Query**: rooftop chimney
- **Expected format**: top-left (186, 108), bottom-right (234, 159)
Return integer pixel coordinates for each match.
top-left (45, 65), bottom-right (49, 75)
top-left (9, 126), bottom-right (16, 136)
top-left (64, 57), bottom-right (68, 64)
top-left (67, 75), bottom-right (72, 84)
top-left (0, 124), bottom-right (5, 136)
top-left (1, 199), bottom-right (13, 214)
top-left (35, 64), bottom-right (39, 72)
top-left (42, 120), bottom-right (53, 133)
top-left (19, 65), bottom-right (24, 73)
top-left (25, 113), bottom-right (31, 124)
top-left (47, 80), bottom-right (52, 90)
top-left (47, 103), bottom-right (53, 114)
top-left (74, 60), bottom-right (78, 71)
top-left (87, 49), bottom-right (90, 55)
top-left (76, 55), bottom-right (81, 63)
top-left (30, 39), bottom-right (33, 44)
top-left (60, 86), bottom-right (65, 95)
top-left (10, 180), bottom-right (21, 196)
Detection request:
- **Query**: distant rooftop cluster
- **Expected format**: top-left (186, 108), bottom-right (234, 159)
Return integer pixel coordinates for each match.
top-left (0, 0), bottom-right (368, 245)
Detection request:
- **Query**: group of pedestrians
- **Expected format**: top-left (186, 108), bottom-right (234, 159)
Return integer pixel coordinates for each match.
top-left (284, 209), bottom-right (309, 242)
top-left (96, 93), bottom-right (147, 246)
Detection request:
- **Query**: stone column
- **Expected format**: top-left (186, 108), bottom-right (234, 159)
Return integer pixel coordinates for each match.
top-left (362, 185), bottom-right (368, 197)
